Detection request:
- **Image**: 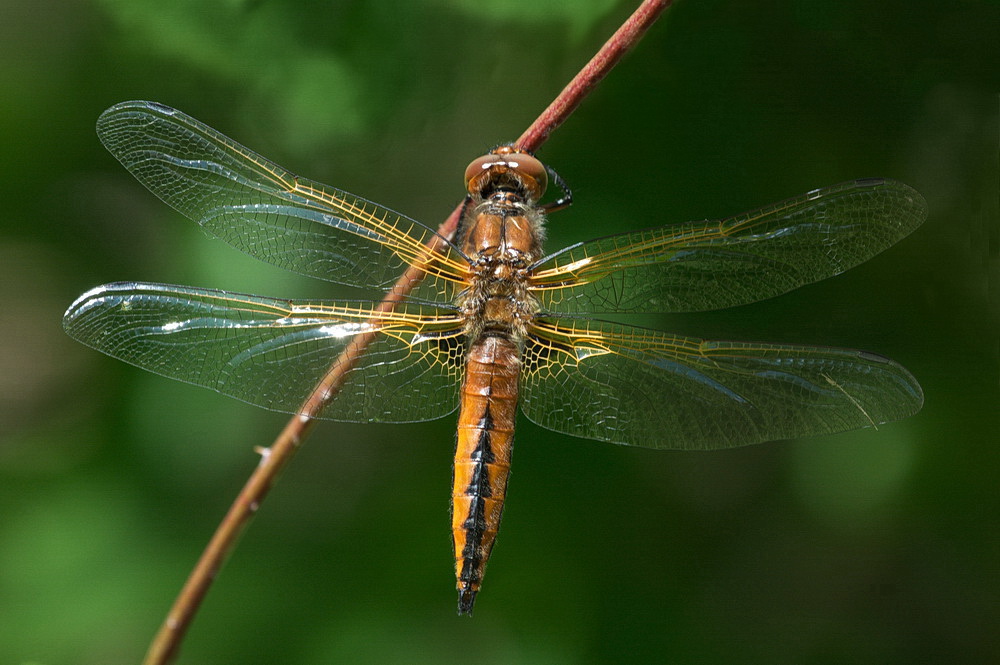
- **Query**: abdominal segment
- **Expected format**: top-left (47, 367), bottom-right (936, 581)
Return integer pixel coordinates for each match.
top-left (452, 333), bottom-right (519, 615)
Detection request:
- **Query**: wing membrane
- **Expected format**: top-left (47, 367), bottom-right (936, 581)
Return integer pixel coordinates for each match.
top-left (96, 101), bottom-right (468, 302)
top-left (63, 282), bottom-right (466, 422)
top-left (530, 179), bottom-right (926, 313)
top-left (521, 317), bottom-right (923, 450)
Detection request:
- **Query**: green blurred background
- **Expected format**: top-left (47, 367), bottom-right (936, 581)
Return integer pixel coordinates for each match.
top-left (2, 0), bottom-right (997, 663)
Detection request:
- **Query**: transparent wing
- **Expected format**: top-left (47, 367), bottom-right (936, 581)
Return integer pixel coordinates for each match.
top-left (520, 317), bottom-right (923, 450)
top-left (530, 179), bottom-right (927, 313)
top-left (97, 101), bottom-right (469, 302)
top-left (63, 282), bottom-right (466, 422)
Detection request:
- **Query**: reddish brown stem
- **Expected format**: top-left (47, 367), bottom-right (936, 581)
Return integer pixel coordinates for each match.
top-left (517, 0), bottom-right (672, 151)
top-left (142, 1), bottom-right (669, 663)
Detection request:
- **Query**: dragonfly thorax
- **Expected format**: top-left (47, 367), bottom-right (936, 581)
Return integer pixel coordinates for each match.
top-left (456, 175), bottom-right (546, 344)
top-left (458, 251), bottom-right (537, 342)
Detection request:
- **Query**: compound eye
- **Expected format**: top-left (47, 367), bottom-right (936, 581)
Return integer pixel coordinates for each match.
top-left (464, 154), bottom-right (497, 192)
top-left (509, 152), bottom-right (547, 200)
top-left (463, 148), bottom-right (548, 200)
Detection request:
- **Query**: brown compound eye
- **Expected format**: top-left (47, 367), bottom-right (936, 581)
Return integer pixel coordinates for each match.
top-left (464, 154), bottom-right (499, 193)
top-left (464, 148), bottom-right (548, 201)
top-left (507, 151), bottom-right (547, 201)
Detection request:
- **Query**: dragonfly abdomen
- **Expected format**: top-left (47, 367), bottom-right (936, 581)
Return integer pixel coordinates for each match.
top-left (452, 333), bottom-right (519, 615)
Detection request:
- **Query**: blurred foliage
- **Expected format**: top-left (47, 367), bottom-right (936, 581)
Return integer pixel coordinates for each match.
top-left (1, 0), bottom-right (998, 663)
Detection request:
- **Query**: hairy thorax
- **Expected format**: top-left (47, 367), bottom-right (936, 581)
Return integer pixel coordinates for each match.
top-left (456, 192), bottom-right (545, 344)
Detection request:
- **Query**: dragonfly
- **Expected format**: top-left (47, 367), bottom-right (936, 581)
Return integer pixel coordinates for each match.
top-left (64, 100), bottom-right (926, 615)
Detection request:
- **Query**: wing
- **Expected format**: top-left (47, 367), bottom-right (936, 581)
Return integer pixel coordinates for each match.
top-left (63, 282), bottom-right (466, 422)
top-left (520, 317), bottom-right (923, 450)
top-left (96, 101), bottom-right (469, 303)
top-left (530, 179), bottom-right (926, 313)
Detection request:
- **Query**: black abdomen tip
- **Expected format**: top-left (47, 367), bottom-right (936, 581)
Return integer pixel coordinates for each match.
top-left (457, 588), bottom-right (478, 615)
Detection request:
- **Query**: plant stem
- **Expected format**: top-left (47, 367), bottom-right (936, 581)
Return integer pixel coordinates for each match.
top-left (142, 1), bottom-right (670, 662)
top-left (518, 0), bottom-right (672, 151)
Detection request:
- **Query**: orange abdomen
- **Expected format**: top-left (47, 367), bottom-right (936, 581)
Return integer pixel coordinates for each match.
top-left (452, 333), bottom-right (519, 615)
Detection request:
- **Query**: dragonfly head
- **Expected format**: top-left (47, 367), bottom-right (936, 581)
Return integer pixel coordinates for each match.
top-left (464, 145), bottom-right (548, 203)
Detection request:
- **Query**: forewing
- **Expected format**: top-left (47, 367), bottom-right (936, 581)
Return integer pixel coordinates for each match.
top-left (96, 101), bottom-right (468, 302)
top-left (520, 317), bottom-right (923, 450)
top-left (63, 282), bottom-right (466, 422)
top-left (531, 179), bottom-right (926, 313)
